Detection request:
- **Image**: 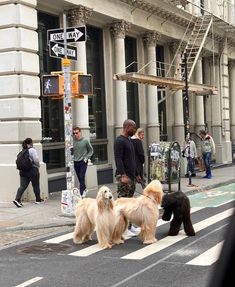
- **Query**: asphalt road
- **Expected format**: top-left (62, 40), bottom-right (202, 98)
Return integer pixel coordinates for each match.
top-left (0, 188), bottom-right (234, 287)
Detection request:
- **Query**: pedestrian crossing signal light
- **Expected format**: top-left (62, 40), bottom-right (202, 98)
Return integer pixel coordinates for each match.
top-left (72, 74), bottom-right (93, 95)
top-left (42, 75), bottom-right (64, 96)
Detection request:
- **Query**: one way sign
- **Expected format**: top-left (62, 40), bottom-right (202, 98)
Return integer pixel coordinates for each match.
top-left (47, 26), bottom-right (86, 43)
top-left (49, 41), bottom-right (77, 60)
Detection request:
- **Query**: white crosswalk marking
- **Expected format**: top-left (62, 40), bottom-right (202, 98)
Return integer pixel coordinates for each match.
top-left (69, 244), bottom-right (103, 257)
top-left (121, 208), bottom-right (233, 260)
top-left (14, 277), bottom-right (43, 287)
top-left (186, 241), bottom-right (224, 266)
top-left (43, 232), bottom-right (73, 244)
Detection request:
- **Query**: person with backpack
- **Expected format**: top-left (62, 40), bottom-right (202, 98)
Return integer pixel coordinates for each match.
top-left (13, 138), bottom-right (44, 207)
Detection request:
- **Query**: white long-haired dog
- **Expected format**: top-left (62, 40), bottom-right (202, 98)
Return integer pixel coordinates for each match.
top-left (73, 186), bottom-right (127, 249)
top-left (114, 180), bottom-right (164, 244)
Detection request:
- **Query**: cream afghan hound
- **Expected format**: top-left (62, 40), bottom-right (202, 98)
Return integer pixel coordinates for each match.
top-left (73, 186), bottom-right (127, 249)
top-left (114, 180), bottom-right (163, 244)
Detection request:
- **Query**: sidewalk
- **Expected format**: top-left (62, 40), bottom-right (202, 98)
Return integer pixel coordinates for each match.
top-left (0, 165), bottom-right (234, 237)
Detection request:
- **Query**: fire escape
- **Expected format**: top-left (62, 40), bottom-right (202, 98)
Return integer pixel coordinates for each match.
top-left (114, 0), bottom-right (235, 95)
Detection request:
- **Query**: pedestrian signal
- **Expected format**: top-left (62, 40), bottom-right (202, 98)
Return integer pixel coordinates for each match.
top-left (42, 75), bottom-right (64, 96)
top-left (72, 74), bottom-right (93, 95)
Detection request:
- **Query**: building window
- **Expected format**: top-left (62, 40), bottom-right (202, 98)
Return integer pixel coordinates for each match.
top-left (86, 25), bottom-right (107, 164)
top-left (156, 45), bottom-right (167, 140)
top-left (125, 36), bottom-right (139, 126)
top-left (38, 12), bottom-right (65, 172)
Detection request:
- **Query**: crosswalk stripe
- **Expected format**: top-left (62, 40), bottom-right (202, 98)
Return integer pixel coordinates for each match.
top-left (121, 208), bottom-right (233, 260)
top-left (43, 232), bottom-right (73, 244)
top-left (69, 244), bottom-right (103, 257)
top-left (186, 241), bottom-right (224, 266)
top-left (68, 207), bottom-right (204, 257)
top-left (14, 277), bottom-right (43, 287)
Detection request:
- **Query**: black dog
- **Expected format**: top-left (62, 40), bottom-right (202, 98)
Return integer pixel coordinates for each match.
top-left (161, 191), bottom-right (195, 236)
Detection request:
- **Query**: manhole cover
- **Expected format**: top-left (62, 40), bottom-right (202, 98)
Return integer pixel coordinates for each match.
top-left (17, 243), bottom-right (72, 254)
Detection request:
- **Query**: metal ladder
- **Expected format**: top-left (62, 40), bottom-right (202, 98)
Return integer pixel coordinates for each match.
top-left (181, 15), bottom-right (213, 81)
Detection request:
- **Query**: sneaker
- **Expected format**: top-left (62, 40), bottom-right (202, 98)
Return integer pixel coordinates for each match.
top-left (35, 199), bottom-right (45, 204)
top-left (129, 226), bottom-right (141, 235)
top-left (81, 190), bottom-right (87, 199)
top-left (13, 200), bottom-right (22, 208)
top-left (191, 173), bottom-right (196, 177)
top-left (203, 175), bottom-right (208, 178)
top-left (123, 229), bottom-right (136, 238)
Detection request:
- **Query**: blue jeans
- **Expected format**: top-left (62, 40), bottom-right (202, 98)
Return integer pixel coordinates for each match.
top-left (74, 160), bottom-right (88, 195)
top-left (202, 152), bottom-right (212, 176)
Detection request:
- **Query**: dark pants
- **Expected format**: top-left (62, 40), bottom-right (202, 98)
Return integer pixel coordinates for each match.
top-left (16, 168), bottom-right (41, 201)
top-left (186, 157), bottom-right (195, 175)
top-left (116, 175), bottom-right (136, 229)
top-left (116, 176), bottom-right (136, 198)
top-left (74, 160), bottom-right (88, 195)
top-left (203, 152), bottom-right (212, 176)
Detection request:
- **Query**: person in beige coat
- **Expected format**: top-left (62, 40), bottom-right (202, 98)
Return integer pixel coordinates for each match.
top-left (183, 134), bottom-right (198, 177)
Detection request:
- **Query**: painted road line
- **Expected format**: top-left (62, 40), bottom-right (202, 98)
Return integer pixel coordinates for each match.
top-left (42, 207), bottom-right (202, 245)
top-left (43, 232), bottom-right (73, 244)
top-left (14, 277), bottom-right (43, 287)
top-left (157, 207), bottom-right (203, 227)
top-left (186, 241), bottom-right (224, 266)
top-left (68, 208), bottom-right (204, 257)
top-left (121, 208), bottom-right (233, 260)
top-left (69, 244), bottom-right (103, 257)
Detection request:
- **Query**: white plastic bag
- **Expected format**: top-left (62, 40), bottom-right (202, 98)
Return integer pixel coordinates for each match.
top-left (61, 188), bottom-right (81, 216)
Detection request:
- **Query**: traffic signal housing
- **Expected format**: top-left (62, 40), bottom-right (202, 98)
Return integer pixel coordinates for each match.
top-left (42, 75), bottom-right (64, 96)
top-left (72, 74), bottom-right (93, 96)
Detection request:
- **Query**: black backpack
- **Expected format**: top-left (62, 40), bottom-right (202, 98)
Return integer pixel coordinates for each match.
top-left (16, 148), bottom-right (33, 171)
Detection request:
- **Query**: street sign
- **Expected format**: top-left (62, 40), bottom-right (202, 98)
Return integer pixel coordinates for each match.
top-left (49, 41), bottom-right (77, 60)
top-left (47, 26), bottom-right (86, 43)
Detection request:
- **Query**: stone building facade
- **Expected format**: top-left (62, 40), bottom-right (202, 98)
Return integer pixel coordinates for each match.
top-left (0, 0), bottom-right (234, 201)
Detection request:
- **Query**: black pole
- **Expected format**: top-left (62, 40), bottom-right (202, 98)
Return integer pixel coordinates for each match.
top-left (184, 52), bottom-right (189, 136)
top-left (184, 53), bottom-right (192, 186)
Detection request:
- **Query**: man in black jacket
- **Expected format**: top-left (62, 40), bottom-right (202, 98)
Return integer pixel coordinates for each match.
top-left (114, 119), bottom-right (141, 236)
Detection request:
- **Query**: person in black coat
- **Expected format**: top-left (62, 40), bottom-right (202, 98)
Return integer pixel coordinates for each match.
top-left (131, 128), bottom-right (146, 188)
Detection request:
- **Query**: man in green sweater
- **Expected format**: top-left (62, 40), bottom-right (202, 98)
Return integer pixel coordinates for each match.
top-left (73, 127), bottom-right (94, 197)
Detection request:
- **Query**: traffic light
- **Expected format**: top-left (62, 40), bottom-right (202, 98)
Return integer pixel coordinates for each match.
top-left (72, 74), bottom-right (93, 95)
top-left (42, 75), bottom-right (64, 96)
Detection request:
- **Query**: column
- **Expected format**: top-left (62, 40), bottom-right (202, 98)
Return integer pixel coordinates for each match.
top-left (68, 6), bottom-right (97, 190)
top-left (194, 58), bottom-right (205, 135)
top-left (210, 56), bottom-right (223, 163)
top-left (68, 6), bottom-right (93, 139)
top-left (0, 1), bottom-right (48, 202)
top-left (142, 31), bottom-right (161, 145)
top-left (169, 41), bottom-right (185, 147)
top-left (219, 39), bottom-right (232, 163)
top-left (110, 20), bottom-right (131, 137)
top-left (203, 56), bottom-right (212, 132)
top-left (229, 61), bottom-right (235, 149)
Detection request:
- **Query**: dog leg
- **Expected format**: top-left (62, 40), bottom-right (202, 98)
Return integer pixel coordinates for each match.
top-left (162, 209), bottom-right (172, 221)
top-left (168, 217), bottom-right (182, 236)
top-left (183, 217), bottom-right (195, 236)
top-left (142, 223), bottom-right (157, 244)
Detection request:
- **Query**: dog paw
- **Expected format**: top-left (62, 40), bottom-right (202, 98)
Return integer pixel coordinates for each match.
top-left (143, 238), bottom-right (157, 244)
top-left (112, 239), bottom-right (124, 245)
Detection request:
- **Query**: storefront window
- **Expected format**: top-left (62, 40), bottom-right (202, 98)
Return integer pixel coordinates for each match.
top-left (125, 37), bottom-right (139, 126)
top-left (38, 12), bottom-right (65, 172)
top-left (86, 26), bottom-right (107, 164)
